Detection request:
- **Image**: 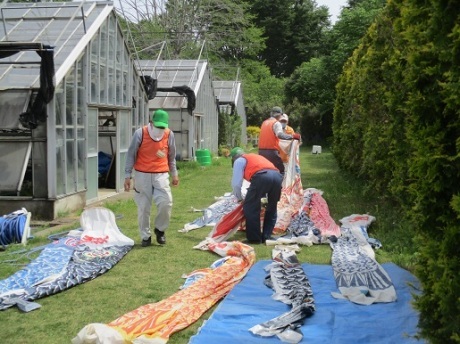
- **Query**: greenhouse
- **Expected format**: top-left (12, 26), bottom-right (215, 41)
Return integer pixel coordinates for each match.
top-left (213, 80), bottom-right (247, 146)
top-left (0, 2), bottom-right (150, 220)
top-left (137, 59), bottom-right (219, 160)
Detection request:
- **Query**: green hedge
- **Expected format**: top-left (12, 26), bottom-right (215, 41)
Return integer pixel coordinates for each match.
top-left (332, 0), bottom-right (460, 342)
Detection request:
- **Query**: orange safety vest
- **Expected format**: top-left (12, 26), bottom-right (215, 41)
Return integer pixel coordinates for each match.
top-left (280, 125), bottom-right (294, 162)
top-left (258, 117), bottom-right (279, 150)
top-left (242, 153), bottom-right (278, 181)
top-left (134, 126), bottom-right (171, 173)
top-left (284, 125), bottom-right (294, 135)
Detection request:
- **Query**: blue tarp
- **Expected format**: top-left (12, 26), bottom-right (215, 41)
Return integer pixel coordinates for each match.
top-left (190, 261), bottom-right (425, 344)
top-left (98, 151), bottom-right (112, 175)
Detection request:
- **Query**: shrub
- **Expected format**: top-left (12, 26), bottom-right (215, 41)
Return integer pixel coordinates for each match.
top-left (246, 126), bottom-right (260, 136)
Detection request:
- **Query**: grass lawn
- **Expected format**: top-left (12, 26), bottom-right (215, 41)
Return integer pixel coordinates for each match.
top-left (0, 146), bottom-right (414, 343)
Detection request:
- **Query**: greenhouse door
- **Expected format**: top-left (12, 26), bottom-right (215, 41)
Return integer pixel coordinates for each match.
top-left (194, 113), bottom-right (203, 150)
top-left (86, 108), bottom-right (98, 202)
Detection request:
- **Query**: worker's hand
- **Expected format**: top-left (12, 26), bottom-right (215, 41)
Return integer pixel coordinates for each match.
top-left (172, 176), bottom-right (179, 186)
top-left (124, 178), bottom-right (131, 192)
top-left (292, 133), bottom-right (301, 140)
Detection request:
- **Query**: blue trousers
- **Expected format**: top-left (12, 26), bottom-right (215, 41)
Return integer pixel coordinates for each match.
top-left (243, 169), bottom-right (283, 242)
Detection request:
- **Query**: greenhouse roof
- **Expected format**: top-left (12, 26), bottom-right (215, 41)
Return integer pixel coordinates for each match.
top-left (213, 80), bottom-right (241, 104)
top-left (138, 59), bottom-right (207, 110)
top-left (0, 1), bottom-right (113, 90)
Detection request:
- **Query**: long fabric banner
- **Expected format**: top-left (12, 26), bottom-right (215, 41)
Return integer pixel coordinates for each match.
top-left (0, 207), bottom-right (133, 311)
top-left (73, 241), bottom-right (256, 344)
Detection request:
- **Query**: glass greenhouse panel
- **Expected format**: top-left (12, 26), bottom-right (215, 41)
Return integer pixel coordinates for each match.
top-left (0, 90), bottom-right (30, 129)
top-left (0, 141), bottom-right (31, 195)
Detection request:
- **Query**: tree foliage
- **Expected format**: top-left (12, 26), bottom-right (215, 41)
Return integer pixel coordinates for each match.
top-left (248, 0), bottom-right (330, 77)
top-left (118, 0), bottom-right (265, 63)
top-left (239, 59), bottom-right (285, 126)
top-left (285, 0), bottom-right (386, 143)
top-left (284, 58), bottom-right (333, 143)
top-left (218, 109), bottom-right (242, 147)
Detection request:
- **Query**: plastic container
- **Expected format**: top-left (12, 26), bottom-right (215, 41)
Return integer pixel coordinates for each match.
top-left (195, 149), bottom-right (212, 166)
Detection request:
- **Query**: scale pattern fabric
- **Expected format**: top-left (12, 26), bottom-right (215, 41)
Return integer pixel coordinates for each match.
top-left (280, 209), bottom-right (323, 245)
top-left (0, 207), bottom-right (133, 311)
top-left (330, 224), bottom-right (397, 305)
top-left (249, 249), bottom-right (315, 343)
top-left (0, 237), bottom-right (77, 310)
top-left (72, 241), bottom-right (256, 344)
top-left (29, 245), bottom-right (132, 300)
top-left (179, 194), bottom-right (240, 233)
top-left (340, 214), bottom-right (382, 250)
top-left (274, 140), bottom-right (304, 234)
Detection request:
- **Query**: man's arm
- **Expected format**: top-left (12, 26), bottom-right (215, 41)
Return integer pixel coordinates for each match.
top-left (168, 131), bottom-right (179, 186)
top-left (231, 157), bottom-right (246, 201)
top-left (124, 128), bottom-right (142, 191)
top-left (274, 121), bottom-right (300, 140)
top-left (124, 128), bottom-right (142, 179)
top-left (273, 121), bottom-right (292, 140)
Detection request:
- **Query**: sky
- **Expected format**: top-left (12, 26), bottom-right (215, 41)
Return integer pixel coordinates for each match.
top-left (316, 0), bottom-right (348, 24)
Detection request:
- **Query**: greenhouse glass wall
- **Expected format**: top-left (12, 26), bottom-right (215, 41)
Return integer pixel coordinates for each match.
top-left (0, 2), bottom-right (149, 220)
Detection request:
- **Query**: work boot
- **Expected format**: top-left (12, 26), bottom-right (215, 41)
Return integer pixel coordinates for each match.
top-left (141, 236), bottom-right (151, 247)
top-left (154, 228), bottom-right (166, 245)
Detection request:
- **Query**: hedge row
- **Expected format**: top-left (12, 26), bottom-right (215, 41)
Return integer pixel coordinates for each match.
top-left (332, 0), bottom-right (460, 342)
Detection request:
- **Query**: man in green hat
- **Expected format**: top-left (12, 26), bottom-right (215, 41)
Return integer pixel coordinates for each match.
top-left (124, 109), bottom-right (179, 246)
top-left (230, 147), bottom-right (283, 244)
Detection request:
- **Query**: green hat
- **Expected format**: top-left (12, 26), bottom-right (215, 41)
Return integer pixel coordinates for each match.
top-left (271, 106), bottom-right (283, 117)
top-left (230, 147), bottom-right (244, 158)
top-left (152, 109), bottom-right (169, 128)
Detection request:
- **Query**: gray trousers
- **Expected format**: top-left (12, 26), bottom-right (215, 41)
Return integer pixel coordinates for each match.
top-left (133, 171), bottom-right (172, 240)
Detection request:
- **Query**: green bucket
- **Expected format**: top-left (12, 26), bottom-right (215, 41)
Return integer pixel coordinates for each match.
top-left (196, 149), bottom-right (212, 166)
